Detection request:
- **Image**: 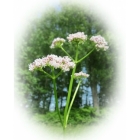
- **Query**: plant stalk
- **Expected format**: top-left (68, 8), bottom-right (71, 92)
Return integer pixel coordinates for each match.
top-left (52, 70), bottom-right (63, 127)
top-left (65, 80), bottom-right (81, 124)
top-left (63, 45), bottom-right (79, 129)
top-left (77, 47), bottom-right (94, 63)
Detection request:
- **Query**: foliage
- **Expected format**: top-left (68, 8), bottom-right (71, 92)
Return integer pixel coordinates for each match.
top-left (15, 2), bottom-right (120, 129)
top-left (31, 106), bottom-right (110, 129)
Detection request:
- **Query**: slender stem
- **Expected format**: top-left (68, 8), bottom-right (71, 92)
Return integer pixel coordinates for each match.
top-left (52, 69), bottom-right (63, 127)
top-left (63, 46), bottom-right (79, 129)
top-left (60, 46), bottom-right (74, 61)
top-left (39, 68), bottom-right (53, 79)
top-left (77, 47), bottom-right (94, 63)
top-left (63, 66), bottom-right (76, 129)
top-left (65, 80), bottom-right (81, 124)
top-left (55, 70), bottom-right (63, 78)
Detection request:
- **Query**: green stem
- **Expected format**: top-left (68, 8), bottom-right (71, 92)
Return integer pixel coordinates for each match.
top-left (52, 69), bottom-right (63, 127)
top-left (55, 70), bottom-right (63, 78)
top-left (77, 47), bottom-right (94, 63)
top-left (63, 46), bottom-right (79, 129)
top-left (65, 80), bottom-right (81, 124)
top-left (61, 46), bottom-right (74, 61)
top-left (39, 68), bottom-right (53, 79)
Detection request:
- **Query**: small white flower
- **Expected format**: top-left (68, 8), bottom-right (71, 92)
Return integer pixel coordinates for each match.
top-left (90, 35), bottom-right (109, 51)
top-left (74, 71), bottom-right (89, 79)
top-left (42, 57), bottom-right (49, 67)
top-left (50, 37), bottom-right (65, 49)
top-left (50, 44), bottom-right (55, 49)
top-left (29, 63), bottom-right (35, 71)
top-left (67, 32), bottom-right (87, 42)
top-left (34, 58), bottom-right (43, 67)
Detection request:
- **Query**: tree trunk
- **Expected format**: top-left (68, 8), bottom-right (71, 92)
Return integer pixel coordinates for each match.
top-left (89, 66), bottom-right (100, 113)
top-left (91, 83), bottom-right (99, 113)
top-left (48, 95), bottom-right (51, 111)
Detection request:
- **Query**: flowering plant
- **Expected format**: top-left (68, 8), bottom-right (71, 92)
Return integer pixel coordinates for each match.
top-left (29, 32), bottom-right (109, 132)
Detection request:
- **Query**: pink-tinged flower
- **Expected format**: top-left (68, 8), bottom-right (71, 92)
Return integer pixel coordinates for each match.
top-left (34, 58), bottom-right (43, 67)
top-left (29, 63), bottom-right (36, 71)
top-left (29, 54), bottom-right (75, 72)
top-left (50, 37), bottom-right (65, 48)
top-left (90, 35), bottom-right (109, 51)
top-left (59, 56), bottom-right (75, 72)
top-left (29, 58), bottom-right (43, 71)
top-left (67, 32), bottom-right (87, 42)
top-left (42, 57), bottom-right (49, 67)
top-left (74, 71), bottom-right (89, 79)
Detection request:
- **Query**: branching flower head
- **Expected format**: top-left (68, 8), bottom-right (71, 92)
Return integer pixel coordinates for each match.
top-left (67, 32), bottom-right (87, 43)
top-left (50, 37), bottom-right (65, 49)
top-left (90, 35), bottom-right (109, 51)
top-left (74, 71), bottom-right (89, 79)
top-left (29, 54), bottom-right (75, 72)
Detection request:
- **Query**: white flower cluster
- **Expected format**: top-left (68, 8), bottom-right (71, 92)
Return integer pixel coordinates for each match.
top-left (50, 37), bottom-right (65, 49)
top-left (74, 71), bottom-right (89, 79)
top-left (29, 54), bottom-right (75, 72)
top-left (90, 35), bottom-right (109, 51)
top-left (67, 32), bottom-right (87, 42)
